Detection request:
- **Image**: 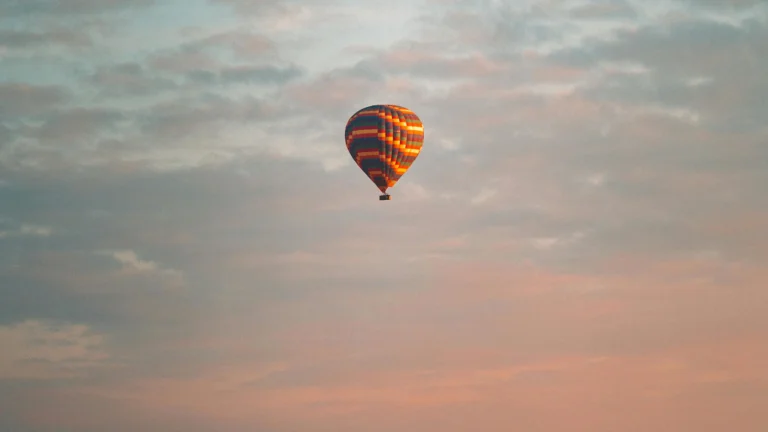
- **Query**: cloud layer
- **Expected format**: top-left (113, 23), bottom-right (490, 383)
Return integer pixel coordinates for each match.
top-left (2, 0), bottom-right (767, 431)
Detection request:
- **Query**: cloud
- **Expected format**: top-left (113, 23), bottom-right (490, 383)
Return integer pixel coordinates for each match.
top-left (545, 15), bottom-right (768, 133)
top-left (86, 62), bottom-right (179, 96)
top-left (31, 107), bottom-right (126, 142)
top-left (0, 83), bottom-right (69, 118)
top-left (0, 28), bottom-right (92, 49)
top-left (148, 48), bottom-right (220, 74)
top-left (97, 249), bottom-right (184, 287)
top-left (568, 1), bottom-right (638, 19)
top-left (185, 64), bottom-right (303, 86)
top-left (0, 222), bottom-right (54, 238)
top-left (1, 91), bottom-right (294, 172)
top-left (209, 0), bottom-right (344, 33)
top-left (22, 254), bottom-right (766, 428)
top-left (1, 0), bottom-right (767, 430)
top-left (677, 0), bottom-right (767, 10)
top-left (77, 28), bottom-right (295, 99)
top-left (0, 319), bottom-right (110, 380)
top-left (182, 29), bottom-right (276, 58)
top-left (144, 28), bottom-right (293, 79)
top-left (468, 187), bottom-right (497, 205)
top-left (0, 0), bottom-right (155, 17)
top-left (209, 0), bottom-right (285, 15)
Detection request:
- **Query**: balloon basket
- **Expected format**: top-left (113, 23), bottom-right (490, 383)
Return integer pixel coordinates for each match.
top-left (379, 194), bottom-right (391, 201)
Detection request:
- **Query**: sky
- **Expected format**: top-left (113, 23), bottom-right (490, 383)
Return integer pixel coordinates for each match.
top-left (1, 0), bottom-right (768, 431)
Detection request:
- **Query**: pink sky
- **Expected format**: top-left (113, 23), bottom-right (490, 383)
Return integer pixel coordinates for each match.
top-left (1, 0), bottom-right (767, 431)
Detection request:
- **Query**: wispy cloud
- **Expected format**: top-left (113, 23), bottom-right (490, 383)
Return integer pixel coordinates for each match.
top-left (0, 222), bottom-right (54, 238)
top-left (0, 320), bottom-right (110, 380)
top-left (97, 249), bottom-right (185, 287)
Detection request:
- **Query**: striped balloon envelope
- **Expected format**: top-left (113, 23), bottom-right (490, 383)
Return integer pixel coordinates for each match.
top-left (344, 104), bottom-right (424, 200)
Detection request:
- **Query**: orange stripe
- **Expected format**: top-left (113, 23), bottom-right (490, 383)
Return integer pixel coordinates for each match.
top-left (355, 109), bottom-right (380, 117)
top-left (357, 150), bottom-right (380, 157)
top-left (375, 141), bottom-right (422, 173)
top-left (350, 128), bottom-right (380, 136)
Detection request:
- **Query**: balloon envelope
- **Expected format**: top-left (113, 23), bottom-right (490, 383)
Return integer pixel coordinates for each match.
top-left (344, 104), bottom-right (424, 194)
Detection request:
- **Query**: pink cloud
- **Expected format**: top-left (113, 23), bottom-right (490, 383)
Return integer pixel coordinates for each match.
top-left (381, 50), bottom-right (509, 76)
top-left (149, 50), bottom-right (219, 74)
top-left (17, 247), bottom-right (768, 430)
top-left (30, 328), bottom-right (767, 431)
top-left (285, 73), bottom-right (375, 110)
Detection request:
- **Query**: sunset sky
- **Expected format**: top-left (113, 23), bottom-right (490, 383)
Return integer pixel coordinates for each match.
top-left (2, 0), bottom-right (768, 431)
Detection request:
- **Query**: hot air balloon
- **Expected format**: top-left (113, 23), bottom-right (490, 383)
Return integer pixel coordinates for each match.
top-left (344, 104), bottom-right (424, 200)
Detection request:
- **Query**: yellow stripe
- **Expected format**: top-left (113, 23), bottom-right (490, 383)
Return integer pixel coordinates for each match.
top-left (351, 128), bottom-right (379, 136)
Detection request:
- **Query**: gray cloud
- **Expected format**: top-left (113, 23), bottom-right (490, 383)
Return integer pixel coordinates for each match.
top-left (1, 0), bottom-right (767, 430)
top-left (0, 123), bottom-right (11, 146)
top-left (87, 62), bottom-right (179, 96)
top-left (0, 154), bottom-right (437, 389)
top-left (185, 64), bottom-right (303, 86)
top-left (0, 83), bottom-right (69, 118)
top-left (147, 29), bottom-right (279, 74)
top-left (0, 0), bottom-right (155, 17)
top-left (568, 1), bottom-right (638, 19)
top-left (32, 107), bottom-right (125, 142)
top-left (148, 48), bottom-right (219, 75)
top-left (564, 19), bottom-right (758, 68)
top-left (87, 30), bottom-right (305, 94)
top-left (546, 16), bottom-right (768, 133)
top-left (0, 28), bottom-right (92, 49)
top-left (137, 93), bottom-right (274, 139)
top-left (1, 84), bottom-right (304, 172)
top-left (677, 0), bottom-right (767, 10)
top-left (209, 0), bottom-right (300, 15)
top-left (187, 29), bottom-right (276, 58)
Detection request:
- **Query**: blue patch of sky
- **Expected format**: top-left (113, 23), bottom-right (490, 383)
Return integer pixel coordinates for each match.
top-left (0, 0), bottom-right (236, 88)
